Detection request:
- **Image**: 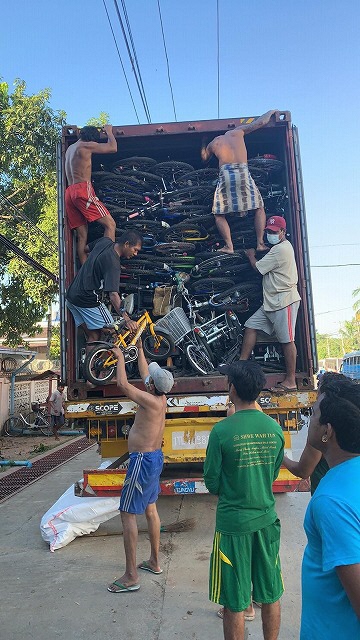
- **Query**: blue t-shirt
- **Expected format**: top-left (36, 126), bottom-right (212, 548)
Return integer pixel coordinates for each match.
top-left (301, 457), bottom-right (360, 639)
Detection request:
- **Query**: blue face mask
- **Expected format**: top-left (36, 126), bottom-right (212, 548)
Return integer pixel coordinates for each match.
top-left (267, 232), bottom-right (281, 245)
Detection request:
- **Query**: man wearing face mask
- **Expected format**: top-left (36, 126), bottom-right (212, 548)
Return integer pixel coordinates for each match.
top-left (240, 216), bottom-right (301, 392)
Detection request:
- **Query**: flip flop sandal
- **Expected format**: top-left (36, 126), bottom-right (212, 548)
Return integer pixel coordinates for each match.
top-left (107, 580), bottom-right (140, 593)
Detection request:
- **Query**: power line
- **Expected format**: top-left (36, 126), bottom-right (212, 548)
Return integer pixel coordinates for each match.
top-left (216, 0), bottom-right (220, 118)
top-left (102, 0), bottom-right (141, 124)
top-left (0, 193), bottom-right (56, 254)
top-left (113, 0), bottom-right (151, 123)
top-left (311, 263), bottom-right (360, 268)
top-left (157, 0), bottom-right (177, 121)
top-left (120, 0), bottom-right (151, 122)
top-left (310, 243), bottom-right (360, 248)
top-left (0, 233), bottom-right (58, 283)
top-left (315, 307), bottom-right (352, 316)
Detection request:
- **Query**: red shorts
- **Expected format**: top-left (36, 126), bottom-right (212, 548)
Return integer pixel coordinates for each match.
top-left (65, 182), bottom-right (111, 229)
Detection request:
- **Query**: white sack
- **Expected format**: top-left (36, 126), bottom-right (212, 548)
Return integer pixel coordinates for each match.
top-left (40, 462), bottom-right (120, 552)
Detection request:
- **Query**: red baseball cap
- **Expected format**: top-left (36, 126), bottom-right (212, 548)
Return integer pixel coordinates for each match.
top-left (265, 216), bottom-right (286, 232)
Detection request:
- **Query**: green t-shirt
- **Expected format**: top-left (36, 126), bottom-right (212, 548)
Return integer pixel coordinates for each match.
top-left (204, 409), bottom-right (285, 534)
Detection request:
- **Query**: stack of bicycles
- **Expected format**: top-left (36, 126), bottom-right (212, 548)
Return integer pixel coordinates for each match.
top-left (84, 154), bottom-right (288, 381)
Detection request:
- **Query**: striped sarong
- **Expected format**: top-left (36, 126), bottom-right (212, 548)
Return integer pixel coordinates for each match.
top-left (212, 163), bottom-right (264, 215)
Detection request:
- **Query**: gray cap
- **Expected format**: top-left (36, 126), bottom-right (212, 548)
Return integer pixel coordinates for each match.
top-left (148, 362), bottom-right (174, 394)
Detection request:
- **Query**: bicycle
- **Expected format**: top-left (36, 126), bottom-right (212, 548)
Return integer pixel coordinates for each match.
top-left (83, 308), bottom-right (174, 386)
top-left (2, 401), bottom-right (52, 436)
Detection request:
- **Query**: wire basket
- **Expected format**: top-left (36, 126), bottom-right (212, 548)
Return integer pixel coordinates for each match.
top-left (155, 307), bottom-right (191, 345)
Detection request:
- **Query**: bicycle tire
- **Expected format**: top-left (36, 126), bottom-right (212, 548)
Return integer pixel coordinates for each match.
top-left (177, 168), bottom-right (219, 187)
top-left (190, 278), bottom-right (236, 295)
top-left (2, 417), bottom-right (23, 436)
top-left (248, 158), bottom-right (283, 173)
top-left (84, 346), bottom-right (117, 386)
top-left (142, 330), bottom-right (174, 362)
top-left (185, 343), bottom-right (215, 376)
top-left (155, 242), bottom-right (196, 255)
top-left (153, 161), bottom-right (194, 181)
top-left (112, 157), bottom-right (157, 173)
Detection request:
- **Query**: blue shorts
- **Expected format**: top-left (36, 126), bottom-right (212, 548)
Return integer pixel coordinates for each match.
top-left (66, 300), bottom-right (114, 330)
top-left (119, 450), bottom-right (164, 514)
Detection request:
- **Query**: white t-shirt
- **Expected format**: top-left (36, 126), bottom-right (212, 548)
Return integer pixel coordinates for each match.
top-left (255, 240), bottom-right (301, 312)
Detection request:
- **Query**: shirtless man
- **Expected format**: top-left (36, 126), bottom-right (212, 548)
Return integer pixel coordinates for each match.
top-left (107, 342), bottom-right (174, 594)
top-left (65, 125), bottom-right (117, 264)
top-left (201, 109), bottom-right (279, 253)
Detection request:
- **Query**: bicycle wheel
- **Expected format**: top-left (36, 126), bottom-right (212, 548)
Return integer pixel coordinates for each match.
top-left (112, 157), bottom-right (157, 173)
top-left (155, 242), bottom-right (196, 256)
top-left (84, 346), bottom-right (117, 386)
top-left (25, 412), bottom-right (53, 436)
top-left (185, 343), bottom-right (215, 376)
top-left (190, 278), bottom-right (235, 295)
top-left (2, 416), bottom-right (23, 436)
top-left (142, 330), bottom-right (174, 361)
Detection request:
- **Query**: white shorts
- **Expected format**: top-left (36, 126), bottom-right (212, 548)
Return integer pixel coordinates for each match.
top-left (245, 302), bottom-right (300, 343)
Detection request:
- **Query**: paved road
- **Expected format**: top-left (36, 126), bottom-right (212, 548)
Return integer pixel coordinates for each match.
top-left (0, 435), bottom-right (309, 640)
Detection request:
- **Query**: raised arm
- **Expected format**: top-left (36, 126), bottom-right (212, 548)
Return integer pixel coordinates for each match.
top-left (201, 138), bottom-right (214, 162)
top-left (111, 346), bottom-right (157, 409)
top-left (136, 339), bottom-right (149, 383)
top-left (84, 125), bottom-right (117, 154)
top-left (234, 109), bottom-right (280, 136)
top-left (283, 441), bottom-right (322, 479)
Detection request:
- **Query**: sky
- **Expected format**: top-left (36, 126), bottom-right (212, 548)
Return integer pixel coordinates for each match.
top-left (1, 0), bottom-right (360, 335)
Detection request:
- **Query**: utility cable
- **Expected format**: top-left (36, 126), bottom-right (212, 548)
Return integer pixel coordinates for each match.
top-left (120, 0), bottom-right (152, 122)
top-left (311, 263), bottom-right (360, 268)
top-left (0, 193), bottom-right (57, 254)
top-left (216, 0), bottom-right (220, 118)
top-left (157, 0), bottom-right (177, 121)
top-left (113, 0), bottom-right (151, 123)
top-left (102, 0), bottom-right (141, 124)
top-left (0, 233), bottom-right (58, 283)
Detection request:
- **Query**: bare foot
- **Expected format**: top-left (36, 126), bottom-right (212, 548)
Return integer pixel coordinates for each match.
top-left (256, 242), bottom-right (267, 251)
top-left (216, 246), bottom-right (234, 254)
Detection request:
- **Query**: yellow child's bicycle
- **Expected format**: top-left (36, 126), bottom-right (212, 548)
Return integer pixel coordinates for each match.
top-left (83, 306), bottom-right (174, 386)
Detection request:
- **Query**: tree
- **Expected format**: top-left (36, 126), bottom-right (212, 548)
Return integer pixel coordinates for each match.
top-left (353, 286), bottom-right (360, 312)
top-left (0, 79), bottom-right (66, 345)
top-left (85, 112), bottom-right (110, 127)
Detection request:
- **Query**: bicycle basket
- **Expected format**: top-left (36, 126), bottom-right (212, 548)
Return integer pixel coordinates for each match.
top-left (31, 402), bottom-right (40, 412)
top-left (155, 307), bottom-right (191, 345)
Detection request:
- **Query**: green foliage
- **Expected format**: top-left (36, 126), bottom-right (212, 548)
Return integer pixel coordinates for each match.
top-left (85, 112), bottom-right (110, 127)
top-left (316, 316), bottom-right (360, 360)
top-left (353, 286), bottom-right (360, 312)
top-left (49, 324), bottom-right (61, 360)
top-left (0, 78), bottom-right (66, 345)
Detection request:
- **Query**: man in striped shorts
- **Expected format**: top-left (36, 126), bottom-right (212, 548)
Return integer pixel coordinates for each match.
top-left (201, 110), bottom-right (279, 254)
top-left (240, 216), bottom-right (301, 392)
top-left (107, 345), bottom-right (174, 594)
top-left (65, 125), bottom-right (117, 264)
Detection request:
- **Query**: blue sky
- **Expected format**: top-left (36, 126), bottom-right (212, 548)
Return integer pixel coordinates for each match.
top-left (2, 0), bottom-right (360, 334)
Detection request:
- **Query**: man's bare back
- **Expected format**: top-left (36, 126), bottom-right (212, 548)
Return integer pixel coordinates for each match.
top-left (127, 395), bottom-right (167, 453)
top-left (65, 124), bottom-right (117, 185)
top-left (208, 130), bottom-right (248, 166)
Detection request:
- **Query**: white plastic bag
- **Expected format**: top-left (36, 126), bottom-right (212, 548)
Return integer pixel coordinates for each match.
top-left (40, 462), bottom-right (120, 552)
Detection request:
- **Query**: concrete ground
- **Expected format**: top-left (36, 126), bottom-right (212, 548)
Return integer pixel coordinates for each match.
top-left (0, 432), bottom-right (309, 640)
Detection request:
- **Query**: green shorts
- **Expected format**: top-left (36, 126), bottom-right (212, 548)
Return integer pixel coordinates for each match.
top-left (209, 519), bottom-right (284, 612)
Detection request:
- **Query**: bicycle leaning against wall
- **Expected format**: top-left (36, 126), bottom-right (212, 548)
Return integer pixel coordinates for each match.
top-left (2, 401), bottom-right (52, 437)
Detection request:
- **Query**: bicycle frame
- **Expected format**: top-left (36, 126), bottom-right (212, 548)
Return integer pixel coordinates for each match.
top-left (94, 311), bottom-right (164, 369)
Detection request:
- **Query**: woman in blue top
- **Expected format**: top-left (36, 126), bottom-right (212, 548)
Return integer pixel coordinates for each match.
top-left (300, 377), bottom-right (360, 639)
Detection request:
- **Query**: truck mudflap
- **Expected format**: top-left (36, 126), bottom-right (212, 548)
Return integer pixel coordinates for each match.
top-left (74, 466), bottom-right (308, 498)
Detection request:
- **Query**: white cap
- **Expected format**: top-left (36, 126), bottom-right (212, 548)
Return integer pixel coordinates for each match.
top-left (148, 362), bottom-right (174, 394)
